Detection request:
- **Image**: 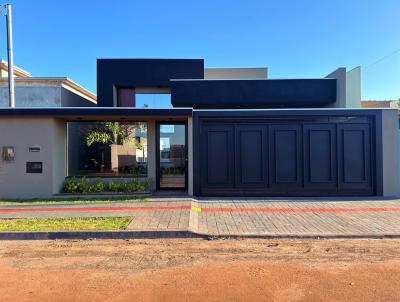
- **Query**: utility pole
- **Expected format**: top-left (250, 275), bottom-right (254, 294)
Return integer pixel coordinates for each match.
top-left (2, 4), bottom-right (15, 107)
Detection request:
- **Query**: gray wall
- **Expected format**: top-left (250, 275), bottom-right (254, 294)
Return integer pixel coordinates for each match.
top-left (52, 119), bottom-right (66, 194)
top-left (381, 110), bottom-right (399, 196)
top-left (398, 128), bottom-right (400, 192)
top-left (325, 67), bottom-right (361, 109)
top-left (147, 119), bottom-right (157, 190)
top-left (0, 85), bottom-right (61, 107)
top-left (0, 117), bottom-right (66, 198)
top-left (345, 67), bottom-right (361, 108)
top-left (204, 68), bottom-right (268, 79)
top-left (325, 68), bottom-right (347, 108)
top-left (0, 84), bottom-right (95, 108)
top-left (61, 87), bottom-right (96, 107)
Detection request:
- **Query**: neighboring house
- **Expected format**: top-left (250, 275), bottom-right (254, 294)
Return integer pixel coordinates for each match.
top-left (361, 99), bottom-right (400, 127)
top-left (0, 59), bottom-right (96, 107)
top-left (0, 59), bottom-right (397, 198)
top-left (361, 100), bottom-right (400, 108)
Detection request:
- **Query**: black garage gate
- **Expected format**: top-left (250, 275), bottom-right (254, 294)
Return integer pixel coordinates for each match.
top-left (193, 110), bottom-right (377, 196)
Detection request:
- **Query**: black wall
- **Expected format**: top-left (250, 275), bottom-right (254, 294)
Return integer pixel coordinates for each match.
top-left (171, 79), bottom-right (337, 108)
top-left (97, 59), bottom-right (204, 107)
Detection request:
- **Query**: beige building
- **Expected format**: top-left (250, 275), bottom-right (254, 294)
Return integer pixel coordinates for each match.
top-left (0, 60), bottom-right (96, 107)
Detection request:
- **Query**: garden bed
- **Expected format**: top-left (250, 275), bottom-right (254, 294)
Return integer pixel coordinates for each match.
top-left (0, 196), bottom-right (149, 205)
top-left (63, 177), bottom-right (153, 194)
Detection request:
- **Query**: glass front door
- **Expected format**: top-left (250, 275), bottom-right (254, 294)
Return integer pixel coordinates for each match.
top-left (157, 123), bottom-right (187, 189)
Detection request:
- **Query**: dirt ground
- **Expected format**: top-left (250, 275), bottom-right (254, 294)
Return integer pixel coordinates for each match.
top-left (1, 238), bottom-right (400, 302)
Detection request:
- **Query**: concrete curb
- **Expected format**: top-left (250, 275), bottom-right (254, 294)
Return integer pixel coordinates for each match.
top-left (0, 230), bottom-right (208, 240)
top-left (1, 231), bottom-right (400, 240)
top-left (202, 234), bottom-right (400, 239)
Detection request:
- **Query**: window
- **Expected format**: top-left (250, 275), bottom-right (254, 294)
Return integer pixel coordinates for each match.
top-left (135, 93), bottom-right (172, 108)
top-left (67, 122), bottom-right (147, 177)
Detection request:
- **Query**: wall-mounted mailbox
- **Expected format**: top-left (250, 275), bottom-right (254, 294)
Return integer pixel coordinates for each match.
top-left (28, 145), bottom-right (41, 152)
top-left (26, 162), bottom-right (43, 174)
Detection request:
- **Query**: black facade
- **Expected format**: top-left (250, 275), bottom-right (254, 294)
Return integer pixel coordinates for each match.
top-left (97, 59), bottom-right (204, 107)
top-left (89, 59), bottom-right (389, 197)
top-left (193, 110), bottom-right (381, 197)
top-left (171, 79), bottom-right (337, 108)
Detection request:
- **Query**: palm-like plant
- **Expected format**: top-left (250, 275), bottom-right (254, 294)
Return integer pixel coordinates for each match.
top-left (86, 122), bottom-right (141, 173)
top-left (86, 122), bottom-right (133, 146)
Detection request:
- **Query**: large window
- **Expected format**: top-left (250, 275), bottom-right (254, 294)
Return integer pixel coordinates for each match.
top-left (67, 122), bottom-right (147, 177)
top-left (135, 93), bottom-right (172, 108)
top-left (115, 87), bottom-right (172, 109)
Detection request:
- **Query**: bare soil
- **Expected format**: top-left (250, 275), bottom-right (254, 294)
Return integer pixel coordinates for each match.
top-left (1, 238), bottom-right (400, 301)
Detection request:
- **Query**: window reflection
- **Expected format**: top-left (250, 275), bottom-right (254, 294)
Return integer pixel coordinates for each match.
top-left (67, 122), bottom-right (147, 177)
top-left (136, 94), bottom-right (172, 108)
top-left (159, 124), bottom-right (186, 188)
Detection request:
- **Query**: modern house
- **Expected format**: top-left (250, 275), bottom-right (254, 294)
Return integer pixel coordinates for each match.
top-left (0, 58), bottom-right (397, 198)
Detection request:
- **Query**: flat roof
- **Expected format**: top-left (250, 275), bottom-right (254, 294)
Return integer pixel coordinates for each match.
top-left (0, 107), bottom-right (393, 117)
top-left (0, 107), bottom-right (192, 119)
top-left (193, 108), bottom-right (395, 117)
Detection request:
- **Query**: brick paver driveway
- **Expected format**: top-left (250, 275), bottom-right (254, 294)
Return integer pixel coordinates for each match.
top-left (1, 197), bottom-right (400, 237)
top-left (193, 199), bottom-right (400, 237)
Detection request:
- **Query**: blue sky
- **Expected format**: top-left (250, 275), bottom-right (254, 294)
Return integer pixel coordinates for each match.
top-left (1, 0), bottom-right (399, 100)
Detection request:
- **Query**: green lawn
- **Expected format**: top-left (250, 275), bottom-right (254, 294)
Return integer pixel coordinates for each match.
top-left (0, 217), bottom-right (133, 231)
top-left (0, 196), bottom-right (148, 205)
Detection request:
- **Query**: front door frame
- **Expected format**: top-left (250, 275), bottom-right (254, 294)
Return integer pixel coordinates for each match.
top-left (156, 121), bottom-right (188, 190)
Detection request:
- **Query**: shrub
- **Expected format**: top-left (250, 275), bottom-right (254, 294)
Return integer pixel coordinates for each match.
top-left (107, 180), bottom-right (120, 192)
top-left (77, 177), bottom-right (90, 193)
top-left (90, 178), bottom-right (104, 193)
top-left (64, 177), bottom-right (78, 193)
top-left (64, 177), bottom-right (153, 194)
top-left (127, 178), bottom-right (140, 192)
top-left (120, 181), bottom-right (130, 193)
top-left (142, 178), bottom-right (153, 191)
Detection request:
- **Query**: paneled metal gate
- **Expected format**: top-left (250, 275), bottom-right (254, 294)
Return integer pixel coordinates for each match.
top-left (197, 116), bottom-right (374, 196)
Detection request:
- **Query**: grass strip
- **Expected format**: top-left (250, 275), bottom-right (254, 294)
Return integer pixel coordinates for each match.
top-left (0, 217), bottom-right (133, 231)
top-left (0, 196), bottom-right (148, 205)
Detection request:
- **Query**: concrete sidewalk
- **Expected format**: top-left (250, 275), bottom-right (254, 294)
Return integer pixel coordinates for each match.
top-left (1, 199), bottom-right (400, 237)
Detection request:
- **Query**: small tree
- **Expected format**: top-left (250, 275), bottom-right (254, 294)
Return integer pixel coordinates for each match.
top-left (86, 122), bottom-right (137, 173)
